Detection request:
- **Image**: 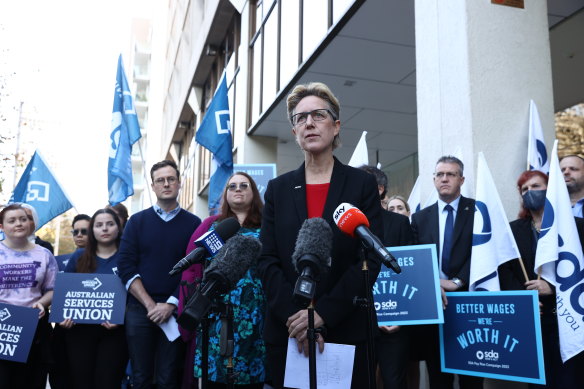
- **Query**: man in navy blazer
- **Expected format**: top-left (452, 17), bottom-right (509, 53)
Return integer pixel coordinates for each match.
top-left (411, 155), bottom-right (482, 389)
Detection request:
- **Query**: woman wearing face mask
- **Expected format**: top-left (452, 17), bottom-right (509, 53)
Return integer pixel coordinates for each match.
top-left (498, 170), bottom-right (584, 388)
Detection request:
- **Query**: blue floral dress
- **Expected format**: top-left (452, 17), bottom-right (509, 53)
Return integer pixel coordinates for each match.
top-left (194, 226), bottom-right (267, 384)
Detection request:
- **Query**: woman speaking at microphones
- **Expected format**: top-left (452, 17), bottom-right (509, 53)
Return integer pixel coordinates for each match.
top-left (258, 82), bottom-right (383, 389)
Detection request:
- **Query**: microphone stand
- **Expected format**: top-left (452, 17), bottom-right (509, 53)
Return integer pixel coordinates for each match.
top-left (219, 301), bottom-right (237, 389)
top-left (307, 302), bottom-right (317, 389)
top-left (201, 314), bottom-right (210, 389)
top-left (353, 246), bottom-right (377, 389)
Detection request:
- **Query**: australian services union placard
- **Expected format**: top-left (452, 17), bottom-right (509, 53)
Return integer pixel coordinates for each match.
top-left (0, 303), bottom-right (39, 362)
top-left (373, 244), bottom-right (444, 325)
top-left (440, 291), bottom-right (545, 384)
top-left (50, 273), bottom-right (127, 324)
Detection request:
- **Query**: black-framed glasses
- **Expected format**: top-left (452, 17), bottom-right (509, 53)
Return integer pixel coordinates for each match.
top-left (226, 182), bottom-right (250, 191)
top-left (153, 176), bottom-right (178, 186)
top-left (290, 109), bottom-right (335, 127)
top-left (72, 228), bottom-right (88, 236)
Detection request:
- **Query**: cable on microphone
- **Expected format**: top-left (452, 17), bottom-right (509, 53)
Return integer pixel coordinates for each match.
top-left (332, 203), bottom-right (402, 274)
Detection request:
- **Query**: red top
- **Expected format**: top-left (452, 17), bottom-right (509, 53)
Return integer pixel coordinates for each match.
top-left (306, 183), bottom-right (330, 218)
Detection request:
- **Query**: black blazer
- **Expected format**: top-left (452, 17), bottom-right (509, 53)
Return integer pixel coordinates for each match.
top-left (381, 210), bottom-right (414, 247)
top-left (258, 157), bottom-right (383, 345)
top-left (410, 196), bottom-right (475, 287)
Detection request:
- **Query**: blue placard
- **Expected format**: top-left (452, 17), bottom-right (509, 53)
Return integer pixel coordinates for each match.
top-left (233, 163), bottom-right (277, 200)
top-left (374, 244), bottom-right (443, 325)
top-left (50, 273), bottom-right (127, 324)
top-left (0, 303), bottom-right (39, 363)
top-left (439, 291), bottom-right (545, 384)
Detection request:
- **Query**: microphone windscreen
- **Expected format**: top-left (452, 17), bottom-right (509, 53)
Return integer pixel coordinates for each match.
top-left (203, 234), bottom-right (262, 291)
top-left (332, 203), bottom-right (370, 238)
top-left (291, 218), bottom-right (333, 271)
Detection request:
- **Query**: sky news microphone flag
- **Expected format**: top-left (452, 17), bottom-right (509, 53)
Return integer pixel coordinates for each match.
top-left (108, 54), bottom-right (142, 206)
top-left (527, 99), bottom-right (550, 174)
top-left (195, 73), bottom-right (233, 214)
top-left (535, 140), bottom-right (584, 362)
top-left (469, 152), bottom-right (520, 291)
top-left (10, 150), bottom-right (73, 230)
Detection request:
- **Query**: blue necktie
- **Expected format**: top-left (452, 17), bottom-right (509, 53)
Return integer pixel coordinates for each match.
top-left (442, 204), bottom-right (454, 275)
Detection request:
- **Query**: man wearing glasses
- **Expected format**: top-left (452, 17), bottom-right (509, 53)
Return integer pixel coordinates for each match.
top-left (118, 160), bottom-right (201, 389)
top-left (410, 155), bottom-right (482, 388)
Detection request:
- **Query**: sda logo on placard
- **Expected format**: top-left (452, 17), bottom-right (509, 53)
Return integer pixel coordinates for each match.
top-left (476, 349), bottom-right (499, 362)
top-left (381, 300), bottom-right (398, 310)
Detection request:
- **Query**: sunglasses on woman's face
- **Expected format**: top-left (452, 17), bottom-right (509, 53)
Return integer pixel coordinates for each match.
top-left (72, 228), bottom-right (88, 236)
top-left (226, 182), bottom-right (250, 191)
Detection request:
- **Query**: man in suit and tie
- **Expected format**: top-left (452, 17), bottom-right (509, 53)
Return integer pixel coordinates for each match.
top-left (560, 155), bottom-right (584, 217)
top-left (411, 155), bottom-right (482, 389)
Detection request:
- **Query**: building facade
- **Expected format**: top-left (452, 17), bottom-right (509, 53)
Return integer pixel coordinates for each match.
top-left (146, 0), bottom-right (583, 219)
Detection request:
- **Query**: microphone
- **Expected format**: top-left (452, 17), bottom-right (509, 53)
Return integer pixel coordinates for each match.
top-left (169, 217), bottom-right (240, 275)
top-left (332, 203), bottom-right (402, 274)
top-left (177, 234), bottom-right (262, 331)
top-left (291, 218), bottom-right (333, 307)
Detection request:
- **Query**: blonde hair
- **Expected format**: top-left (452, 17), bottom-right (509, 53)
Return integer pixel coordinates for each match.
top-left (286, 82), bottom-right (341, 149)
top-left (387, 195), bottom-right (410, 212)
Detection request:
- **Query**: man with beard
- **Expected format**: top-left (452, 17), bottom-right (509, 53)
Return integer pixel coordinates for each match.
top-left (560, 155), bottom-right (584, 218)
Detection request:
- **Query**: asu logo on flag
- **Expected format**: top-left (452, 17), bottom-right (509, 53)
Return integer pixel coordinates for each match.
top-left (25, 181), bottom-right (50, 202)
top-left (215, 110), bottom-right (231, 134)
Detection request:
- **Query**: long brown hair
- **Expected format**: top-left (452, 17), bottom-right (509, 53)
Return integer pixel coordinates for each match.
top-left (516, 170), bottom-right (548, 219)
top-left (217, 172), bottom-right (263, 228)
top-left (76, 209), bottom-right (122, 273)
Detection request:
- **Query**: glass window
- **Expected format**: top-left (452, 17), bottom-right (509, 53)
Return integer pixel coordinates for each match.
top-left (302, 0), bottom-right (328, 61)
top-left (280, 0), bottom-right (300, 87)
top-left (262, 3), bottom-right (278, 107)
top-left (251, 41), bottom-right (262, 123)
top-left (333, 0), bottom-right (354, 25)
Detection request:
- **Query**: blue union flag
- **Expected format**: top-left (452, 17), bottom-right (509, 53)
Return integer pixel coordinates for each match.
top-left (195, 74), bottom-right (233, 213)
top-left (108, 54), bottom-right (141, 206)
top-left (10, 150), bottom-right (73, 229)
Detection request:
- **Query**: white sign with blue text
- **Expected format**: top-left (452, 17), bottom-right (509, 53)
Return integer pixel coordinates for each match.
top-left (373, 244), bottom-right (443, 325)
top-left (440, 291), bottom-right (545, 384)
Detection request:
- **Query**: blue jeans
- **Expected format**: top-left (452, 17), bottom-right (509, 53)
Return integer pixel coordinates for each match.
top-left (125, 303), bottom-right (185, 389)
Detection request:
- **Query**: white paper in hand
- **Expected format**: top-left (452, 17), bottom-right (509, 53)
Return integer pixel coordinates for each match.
top-left (283, 338), bottom-right (355, 389)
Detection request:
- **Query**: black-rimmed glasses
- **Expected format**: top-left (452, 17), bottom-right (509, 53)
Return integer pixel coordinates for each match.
top-left (290, 109), bottom-right (335, 127)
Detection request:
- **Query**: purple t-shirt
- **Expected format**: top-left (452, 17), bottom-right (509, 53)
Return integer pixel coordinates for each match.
top-left (0, 242), bottom-right (58, 307)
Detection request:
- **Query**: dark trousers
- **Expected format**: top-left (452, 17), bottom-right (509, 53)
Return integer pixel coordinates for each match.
top-left (64, 323), bottom-right (128, 389)
top-left (529, 313), bottom-right (584, 389)
top-left (376, 327), bottom-right (410, 389)
top-left (0, 315), bottom-right (51, 389)
top-left (48, 324), bottom-right (69, 389)
top-left (266, 340), bottom-right (372, 389)
top-left (415, 324), bottom-right (483, 389)
top-left (125, 303), bottom-right (185, 389)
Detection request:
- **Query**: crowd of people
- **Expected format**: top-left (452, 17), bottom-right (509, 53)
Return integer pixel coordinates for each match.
top-left (1, 81), bottom-right (584, 389)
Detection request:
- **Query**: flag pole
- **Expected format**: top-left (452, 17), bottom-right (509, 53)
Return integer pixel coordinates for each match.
top-left (137, 139), bottom-right (153, 207)
top-left (517, 257), bottom-right (530, 283)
